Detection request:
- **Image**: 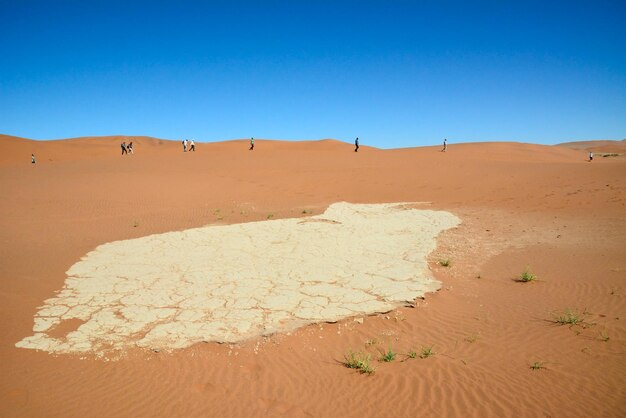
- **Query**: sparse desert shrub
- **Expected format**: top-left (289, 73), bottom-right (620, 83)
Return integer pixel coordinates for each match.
top-left (344, 350), bottom-right (374, 375)
top-left (267, 214), bottom-right (274, 219)
top-left (380, 345), bottom-right (396, 362)
top-left (407, 350), bottom-right (417, 359)
top-left (132, 220), bottom-right (139, 228)
top-left (553, 308), bottom-right (585, 326)
top-left (530, 361), bottom-right (545, 370)
top-left (518, 268), bottom-right (536, 282)
top-left (439, 259), bottom-right (452, 267)
top-left (420, 346), bottom-right (435, 359)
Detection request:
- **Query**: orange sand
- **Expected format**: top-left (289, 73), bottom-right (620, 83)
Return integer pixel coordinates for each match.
top-left (0, 134), bottom-right (625, 417)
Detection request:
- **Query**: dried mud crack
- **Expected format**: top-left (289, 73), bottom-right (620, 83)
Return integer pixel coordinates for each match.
top-left (17, 202), bottom-right (459, 355)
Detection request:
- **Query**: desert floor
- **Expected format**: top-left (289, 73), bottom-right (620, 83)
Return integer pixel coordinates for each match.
top-left (1, 135), bottom-right (624, 417)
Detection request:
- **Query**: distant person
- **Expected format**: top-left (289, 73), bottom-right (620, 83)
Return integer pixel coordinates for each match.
top-left (354, 137), bottom-right (359, 152)
top-left (249, 137), bottom-right (254, 151)
top-left (183, 139), bottom-right (188, 152)
top-left (127, 141), bottom-right (134, 154)
top-left (442, 138), bottom-right (447, 152)
top-left (190, 139), bottom-right (196, 152)
top-left (589, 151), bottom-right (593, 162)
top-left (121, 141), bottom-right (127, 155)
top-left (31, 153), bottom-right (36, 164)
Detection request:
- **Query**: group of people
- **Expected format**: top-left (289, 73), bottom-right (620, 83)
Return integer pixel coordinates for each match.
top-left (182, 139), bottom-right (196, 152)
top-left (120, 141), bottom-right (134, 155)
top-left (115, 136), bottom-right (449, 156)
top-left (29, 137), bottom-right (604, 165)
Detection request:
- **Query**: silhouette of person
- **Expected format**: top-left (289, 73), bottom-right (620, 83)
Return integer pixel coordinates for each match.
top-left (355, 137), bottom-right (359, 152)
top-left (31, 153), bottom-right (36, 164)
top-left (190, 139), bottom-right (195, 152)
top-left (121, 141), bottom-right (127, 155)
top-left (249, 137), bottom-right (254, 150)
top-left (442, 138), bottom-right (447, 152)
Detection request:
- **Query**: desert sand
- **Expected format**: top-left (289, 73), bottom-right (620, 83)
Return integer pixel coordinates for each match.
top-left (0, 134), bottom-right (625, 417)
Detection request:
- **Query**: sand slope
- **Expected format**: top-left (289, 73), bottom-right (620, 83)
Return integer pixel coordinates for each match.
top-left (0, 135), bottom-right (624, 417)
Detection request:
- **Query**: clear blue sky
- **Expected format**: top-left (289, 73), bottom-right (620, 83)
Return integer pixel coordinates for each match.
top-left (1, 0), bottom-right (625, 148)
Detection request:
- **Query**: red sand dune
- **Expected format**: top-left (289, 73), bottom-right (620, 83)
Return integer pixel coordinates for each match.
top-left (557, 138), bottom-right (626, 153)
top-left (0, 134), bottom-right (624, 417)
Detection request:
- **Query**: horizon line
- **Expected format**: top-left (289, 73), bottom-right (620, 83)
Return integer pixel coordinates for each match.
top-left (2, 133), bottom-right (624, 150)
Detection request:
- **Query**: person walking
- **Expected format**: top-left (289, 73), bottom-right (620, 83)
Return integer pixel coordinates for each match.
top-left (183, 139), bottom-right (188, 152)
top-left (121, 141), bottom-right (127, 155)
top-left (249, 137), bottom-right (254, 151)
top-left (442, 138), bottom-right (447, 152)
top-left (31, 153), bottom-right (36, 164)
top-left (190, 139), bottom-right (196, 152)
top-left (589, 151), bottom-right (593, 162)
top-left (127, 141), bottom-right (134, 154)
top-left (354, 137), bottom-right (359, 152)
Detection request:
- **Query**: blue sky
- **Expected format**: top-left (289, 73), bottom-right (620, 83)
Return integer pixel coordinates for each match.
top-left (1, 0), bottom-right (624, 148)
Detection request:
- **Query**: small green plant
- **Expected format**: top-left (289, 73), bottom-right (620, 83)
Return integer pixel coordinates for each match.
top-left (419, 346), bottom-right (435, 359)
top-left (365, 338), bottom-right (378, 346)
top-left (407, 350), bottom-right (417, 359)
top-left (439, 259), bottom-right (452, 267)
top-left (132, 220), bottom-right (139, 228)
top-left (380, 345), bottom-right (396, 362)
top-left (599, 331), bottom-right (610, 342)
top-left (553, 308), bottom-right (584, 326)
top-left (301, 209), bottom-right (310, 214)
top-left (518, 268), bottom-right (537, 282)
top-left (530, 361), bottom-right (545, 370)
top-left (267, 214), bottom-right (274, 219)
top-left (343, 350), bottom-right (374, 375)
